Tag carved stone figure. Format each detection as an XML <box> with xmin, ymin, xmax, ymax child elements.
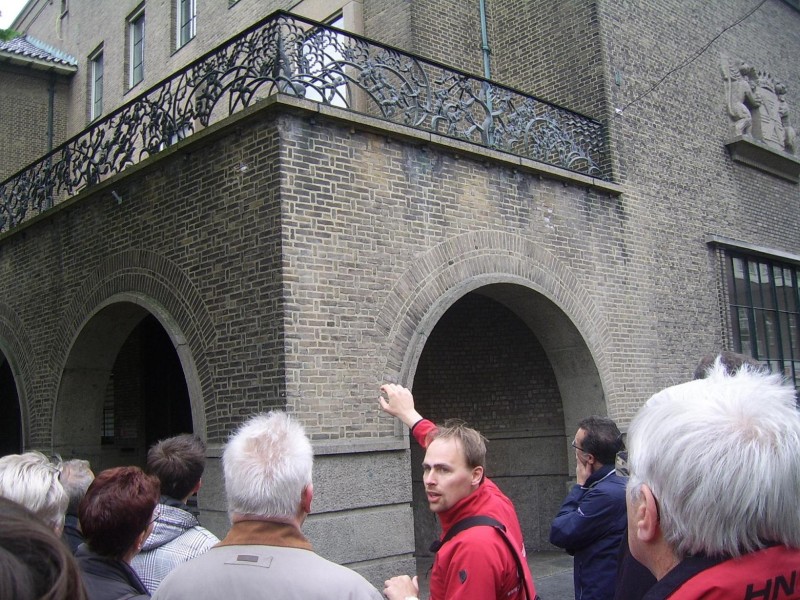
<box><xmin>755</xmin><ymin>71</ymin><xmax>785</xmax><ymax>151</ymax></box>
<box><xmin>722</xmin><ymin>59</ymin><xmax>761</xmax><ymax>137</ymax></box>
<box><xmin>776</xmin><ymin>82</ymin><xmax>797</xmax><ymax>154</ymax></box>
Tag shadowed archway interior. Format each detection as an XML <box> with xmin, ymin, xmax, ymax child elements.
<box><xmin>0</xmin><ymin>356</ymin><xmax>22</xmax><ymax>456</ymax></box>
<box><xmin>54</xmin><ymin>303</ymin><xmax>192</xmax><ymax>471</ymax></box>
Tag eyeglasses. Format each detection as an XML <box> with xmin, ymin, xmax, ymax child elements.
<box><xmin>571</xmin><ymin>439</ymin><xmax>587</xmax><ymax>453</ymax></box>
<box><xmin>149</xmin><ymin>506</ymin><xmax>161</xmax><ymax>526</ymax></box>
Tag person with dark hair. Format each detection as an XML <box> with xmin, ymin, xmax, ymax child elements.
<box><xmin>0</xmin><ymin>496</ymin><xmax>88</xmax><ymax>600</ymax></box>
<box><xmin>60</xmin><ymin>458</ymin><xmax>95</xmax><ymax>554</ymax></box>
<box><xmin>692</xmin><ymin>350</ymin><xmax>764</xmax><ymax>380</ymax></box>
<box><xmin>131</xmin><ymin>435</ymin><xmax>218</xmax><ymax>593</ymax></box>
<box><xmin>549</xmin><ymin>416</ymin><xmax>627</xmax><ymax>600</ymax></box>
<box><xmin>380</xmin><ymin>384</ymin><xmax>536</xmax><ymax>600</ymax></box>
<box><xmin>76</xmin><ymin>466</ymin><xmax>161</xmax><ymax>600</ymax></box>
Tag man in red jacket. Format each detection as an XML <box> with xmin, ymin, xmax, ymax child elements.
<box><xmin>380</xmin><ymin>384</ymin><xmax>537</xmax><ymax>600</ymax></box>
<box><xmin>626</xmin><ymin>358</ymin><xmax>800</xmax><ymax>599</ymax></box>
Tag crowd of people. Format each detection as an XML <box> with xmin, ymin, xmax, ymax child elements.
<box><xmin>0</xmin><ymin>351</ymin><xmax>798</xmax><ymax>600</ymax></box>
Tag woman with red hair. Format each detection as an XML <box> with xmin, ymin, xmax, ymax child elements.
<box><xmin>76</xmin><ymin>466</ymin><xmax>160</xmax><ymax>600</ymax></box>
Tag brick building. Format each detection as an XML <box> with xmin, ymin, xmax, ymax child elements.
<box><xmin>1</xmin><ymin>0</ymin><xmax>798</xmax><ymax>585</ymax></box>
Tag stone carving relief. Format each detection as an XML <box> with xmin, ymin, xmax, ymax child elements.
<box><xmin>722</xmin><ymin>55</ymin><xmax>796</xmax><ymax>155</ymax></box>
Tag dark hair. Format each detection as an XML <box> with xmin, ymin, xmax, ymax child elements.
<box><xmin>0</xmin><ymin>497</ymin><xmax>87</xmax><ymax>600</ymax></box>
<box><xmin>425</xmin><ymin>419</ymin><xmax>487</xmax><ymax>470</ymax></box>
<box><xmin>693</xmin><ymin>351</ymin><xmax>765</xmax><ymax>380</ymax></box>
<box><xmin>147</xmin><ymin>434</ymin><xmax>206</xmax><ymax>500</ymax></box>
<box><xmin>577</xmin><ymin>416</ymin><xmax>623</xmax><ymax>465</ymax></box>
<box><xmin>79</xmin><ymin>466</ymin><xmax>160</xmax><ymax>560</ymax></box>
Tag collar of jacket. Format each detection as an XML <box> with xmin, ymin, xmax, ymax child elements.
<box><xmin>217</xmin><ymin>519</ymin><xmax>313</xmax><ymax>551</ymax></box>
<box><xmin>582</xmin><ymin>464</ymin><xmax>617</xmax><ymax>490</ymax></box>
<box><xmin>437</xmin><ymin>477</ymin><xmax>496</xmax><ymax>534</ymax></box>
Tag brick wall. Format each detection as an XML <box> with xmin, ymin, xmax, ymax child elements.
<box><xmin>413</xmin><ymin>293</ymin><xmax>562</xmax><ymax>433</ymax></box>
<box><xmin>0</xmin><ymin>66</ymin><xmax>71</xmax><ymax>180</ymax></box>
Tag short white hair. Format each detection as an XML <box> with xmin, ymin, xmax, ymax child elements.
<box><xmin>627</xmin><ymin>360</ymin><xmax>800</xmax><ymax>558</ymax></box>
<box><xmin>60</xmin><ymin>459</ymin><xmax>94</xmax><ymax>514</ymax></box>
<box><xmin>0</xmin><ymin>451</ymin><xmax>68</xmax><ymax>531</ymax></box>
<box><xmin>222</xmin><ymin>412</ymin><xmax>313</xmax><ymax>519</ymax></box>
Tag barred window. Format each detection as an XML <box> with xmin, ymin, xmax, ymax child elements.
<box><xmin>726</xmin><ymin>252</ymin><xmax>800</xmax><ymax>388</ymax></box>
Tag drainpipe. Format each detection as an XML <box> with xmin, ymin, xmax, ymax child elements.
<box><xmin>46</xmin><ymin>72</ymin><xmax>56</xmax><ymax>208</ymax></box>
<box><xmin>47</xmin><ymin>72</ymin><xmax>55</xmax><ymax>152</ymax></box>
<box><xmin>479</xmin><ymin>0</ymin><xmax>493</xmax><ymax>142</ymax></box>
<box><xmin>479</xmin><ymin>0</ymin><xmax>491</xmax><ymax>81</ymax></box>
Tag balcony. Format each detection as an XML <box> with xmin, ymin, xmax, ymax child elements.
<box><xmin>0</xmin><ymin>10</ymin><xmax>611</xmax><ymax>235</ymax></box>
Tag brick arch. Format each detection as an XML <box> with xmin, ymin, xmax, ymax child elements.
<box><xmin>50</xmin><ymin>250</ymin><xmax>216</xmax><ymax>442</ymax></box>
<box><xmin>0</xmin><ymin>302</ymin><xmax>35</xmax><ymax>448</ymax></box>
<box><xmin>377</xmin><ymin>229</ymin><xmax>612</xmax><ymax>428</ymax></box>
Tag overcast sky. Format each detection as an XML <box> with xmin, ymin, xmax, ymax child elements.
<box><xmin>1</xmin><ymin>0</ymin><xmax>28</xmax><ymax>29</ymax></box>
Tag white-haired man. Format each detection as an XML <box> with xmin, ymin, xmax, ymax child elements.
<box><xmin>0</xmin><ymin>451</ymin><xmax>68</xmax><ymax>533</ymax></box>
<box><xmin>59</xmin><ymin>458</ymin><xmax>95</xmax><ymax>553</ymax></box>
<box><xmin>152</xmin><ymin>412</ymin><xmax>382</xmax><ymax>600</ymax></box>
<box><xmin>626</xmin><ymin>360</ymin><xmax>800</xmax><ymax>599</ymax></box>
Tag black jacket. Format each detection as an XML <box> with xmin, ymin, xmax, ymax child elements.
<box><xmin>76</xmin><ymin>544</ymin><xmax>150</xmax><ymax>600</ymax></box>
<box><xmin>62</xmin><ymin>513</ymin><xmax>85</xmax><ymax>554</ymax></box>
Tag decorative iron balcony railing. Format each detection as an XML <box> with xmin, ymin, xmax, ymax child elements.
<box><xmin>0</xmin><ymin>10</ymin><xmax>610</xmax><ymax>234</ymax></box>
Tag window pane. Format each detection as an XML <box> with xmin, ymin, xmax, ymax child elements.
<box><xmin>179</xmin><ymin>0</ymin><xmax>196</xmax><ymax>47</ymax></box>
<box><xmin>731</xmin><ymin>257</ymin><xmax>748</xmax><ymax>306</ymax></box>
<box><xmin>131</xmin><ymin>14</ymin><xmax>145</xmax><ymax>86</ymax></box>
<box><xmin>748</xmin><ymin>262</ymin><xmax>764</xmax><ymax>308</ymax></box>
<box><xmin>736</xmin><ymin>307</ymin><xmax>751</xmax><ymax>355</ymax></box>
<box><xmin>302</xmin><ymin>15</ymin><xmax>349</xmax><ymax>108</ymax></box>
<box><xmin>726</xmin><ymin>252</ymin><xmax>800</xmax><ymax>391</ymax></box>
<box><xmin>91</xmin><ymin>52</ymin><xmax>103</xmax><ymax>119</ymax></box>
<box><xmin>782</xmin><ymin>313</ymin><xmax>796</xmax><ymax>363</ymax></box>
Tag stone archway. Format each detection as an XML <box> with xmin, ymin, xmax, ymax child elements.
<box><xmin>406</xmin><ymin>284</ymin><xmax>605</xmax><ymax>556</ymax></box>
<box><xmin>53</xmin><ymin>300</ymin><xmax>197</xmax><ymax>470</ymax></box>
<box><xmin>376</xmin><ymin>231</ymin><xmax>611</xmax><ymax>559</ymax></box>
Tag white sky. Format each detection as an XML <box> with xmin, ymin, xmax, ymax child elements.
<box><xmin>0</xmin><ymin>0</ymin><xmax>28</xmax><ymax>29</ymax></box>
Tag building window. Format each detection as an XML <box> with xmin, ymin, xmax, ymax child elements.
<box><xmin>102</xmin><ymin>377</ymin><xmax>115</xmax><ymax>445</ymax></box>
<box><xmin>177</xmin><ymin>0</ymin><xmax>196</xmax><ymax>49</ymax></box>
<box><xmin>302</xmin><ymin>14</ymin><xmax>348</xmax><ymax>108</ymax></box>
<box><xmin>726</xmin><ymin>251</ymin><xmax>800</xmax><ymax>388</ymax></box>
<box><xmin>89</xmin><ymin>48</ymin><xmax>104</xmax><ymax>120</ymax></box>
<box><xmin>128</xmin><ymin>8</ymin><xmax>145</xmax><ymax>88</ymax></box>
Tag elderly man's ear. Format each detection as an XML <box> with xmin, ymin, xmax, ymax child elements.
<box><xmin>632</xmin><ymin>484</ymin><xmax>659</xmax><ymax>543</ymax></box>
<box><xmin>301</xmin><ymin>484</ymin><xmax>313</xmax><ymax>515</ymax></box>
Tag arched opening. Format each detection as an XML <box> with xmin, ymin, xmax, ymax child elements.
<box><xmin>408</xmin><ymin>284</ymin><xmax>605</xmax><ymax>556</ymax></box>
<box><xmin>0</xmin><ymin>354</ymin><xmax>22</xmax><ymax>456</ymax></box>
<box><xmin>54</xmin><ymin>302</ymin><xmax>194</xmax><ymax>471</ymax></box>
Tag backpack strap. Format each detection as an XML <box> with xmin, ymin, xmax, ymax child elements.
<box><xmin>429</xmin><ymin>516</ymin><xmax>503</xmax><ymax>552</ymax></box>
<box><xmin>429</xmin><ymin>516</ymin><xmax>539</xmax><ymax>600</ymax></box>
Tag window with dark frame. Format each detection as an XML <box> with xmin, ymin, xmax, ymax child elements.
<box><xmin>101</xmin><ymin>377</ymin><xmax>115</xmax><ymax>445</ymax></box>
<box><xmin>129</xmin><ymin>9</ymin><xmax>145</xmax><ymax>88</ymax></box>
<box><xmin>302</xmin><ymin>14</ymin><xmax>348</xmax><ymax>108</ymax></box>
<box><xmin>89</xmin><ymin>48</ymin><xmax>104</xmax><ymax>120</ymax></box>
<box><xmin>726</xmin><ymin>251</ymin><xmax>800</xmax><ymax>389</ymax></box>
<box><xmin>177</xmin><ymin>0</ymin><xmax>196</xmax><ymax>49</ymax></box>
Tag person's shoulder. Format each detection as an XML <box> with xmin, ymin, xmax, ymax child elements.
<box><xmin>185</xmin><ymin>525</ymin><xmax>220</xmax><ymax>543</ymax></box>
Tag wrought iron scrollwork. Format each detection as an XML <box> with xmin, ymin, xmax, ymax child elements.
<box><xmin>0</xmin><ymin>11</ymin><xmax>609</xmax><ymax>234</ymax></box>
